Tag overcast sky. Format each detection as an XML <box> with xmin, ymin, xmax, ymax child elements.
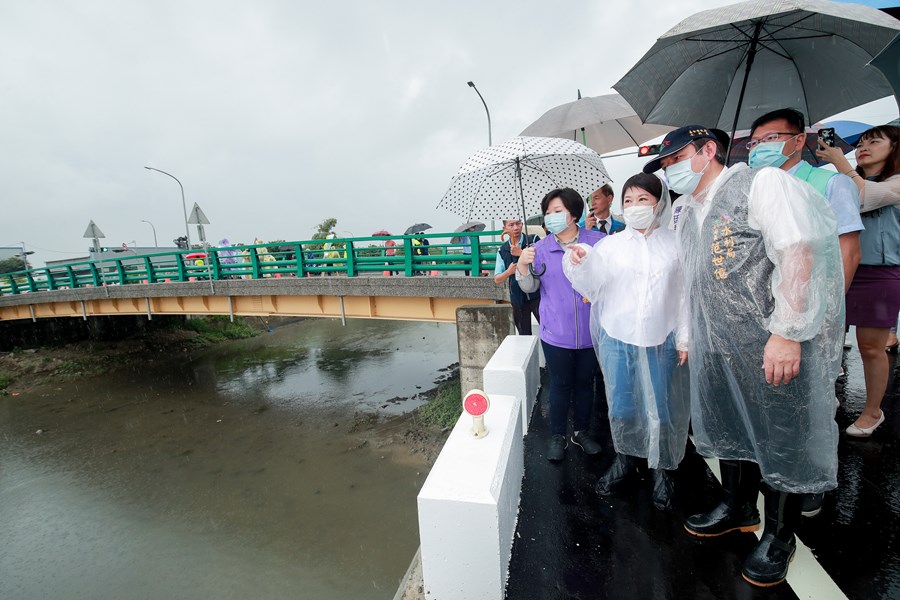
<box><xmin>2</xmin><ymin>0</ymin><xmax>898</xmax><ymax>266</ymax></box>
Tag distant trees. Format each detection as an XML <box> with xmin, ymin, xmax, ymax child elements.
<box><xmin>308</xmin><ymin>218</ymin><xmax>341</xmax><ymax>252</ymax></box>
<box><xmin>311</xmin><ymin>218</ymin><xmax>338</xmax><ymax>241</ymax></box>
<box><xmin>0</xmin><ymin>257</ymin><xmax>28</xmax><ymax>275</ymax></box>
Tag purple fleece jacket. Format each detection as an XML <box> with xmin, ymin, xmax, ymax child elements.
<box><xmin>531</xmin><ymin>227</ymin><xmax>605</xmax><ymax>349</ymax></box>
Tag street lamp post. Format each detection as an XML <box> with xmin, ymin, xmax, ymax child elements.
<box><xmin>141</xmin><ymin>220</ymin><xmax>158</xmax><ymax>247</ymax></box>
<box><xmin>144</xmin><ymin>166</ymin><xmax>191</xmax><ymax>248</ymax></box>
<box><xmin>467</xmin><ymin>81</ymin><xmax>495</xmax><ymax>237</ymax></box>
<box><xmin>467</xmin><ymin>81</ymin><xmax>492</xmax><ymax>146</ymax></box>
<box><xmin>19</xmin><ymin>242</ymin><xmax>34</xmax><ymax>271</ymax></box>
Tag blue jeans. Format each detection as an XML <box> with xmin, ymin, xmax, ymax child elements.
<box><xmin>598</xmin><ymin>329</ymin><xmax>677</xmax><ymax>424</ymax></box>
<box><xmin>542</xmin><ymin>341</ymin><xmax>597</xmax><ymax>436</ymax></box>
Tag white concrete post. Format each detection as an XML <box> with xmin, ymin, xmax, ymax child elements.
<box><xmin>417</xmin><ymin>393</ymin><xmax>523</xmax><ymax>600</ymax></box>
<box><xmin>483</xmin><ymin>335</ymin><xmax>540</xmax><ymax>436</ymax></box>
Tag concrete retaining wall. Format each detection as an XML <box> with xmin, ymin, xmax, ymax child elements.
<box><xmin>455</xmin><ymin>305</ymin><xmax>514</xmax><ymax>395</ymax></box>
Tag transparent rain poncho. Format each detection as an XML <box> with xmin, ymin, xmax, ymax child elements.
<box><xmin>678</xmin><ymin>163</ymin><xmax>843</xmax><ymax>494</ymax></box>
<box><xmin>564</xmin><ymin>179</ymin><xmax>691</xmax><ymax>470</ymax></box>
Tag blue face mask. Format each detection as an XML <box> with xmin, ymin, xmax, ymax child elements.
<box><xmin>748</xmin><ymin>141</ymin><xmax>789</xmax><ymax>169</ymax></box>
<box><xmin>665</xmin><ymin>151</ymin><xmax>709</xmax><ymax>196</ymax></box>
<box><xmin>544</xmin><ymin>212</ymin><xmax>570</xmax><ymax>235</ymax></box>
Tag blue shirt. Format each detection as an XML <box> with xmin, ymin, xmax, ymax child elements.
<box><xmin>494</xmin><ymin>234</ymin><xmax>526</xmax><ymax>275</ymax></box>
<box><xmin>788</xmin><ymin>162</ymin><xmax>863</xmax><ymax>236</ymax></box>
<box><xmin>859</xmin><ymin>176</ymin><xmax>900</xmax><ymax>266</ymax></box>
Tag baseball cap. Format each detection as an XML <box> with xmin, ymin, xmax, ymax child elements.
<box><xmin>643</xmin><ymin>125</ymin><xmax>720</xmax><ymax>174</ymax></box>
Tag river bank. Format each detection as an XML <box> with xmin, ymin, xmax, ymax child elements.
<box><xmin>0</xmin><ymin>316</ymin><xmax>457</xmax><ymax>465</ymax></box>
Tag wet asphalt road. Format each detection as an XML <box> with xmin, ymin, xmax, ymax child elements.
<box><xmin>506</xmin><ymin>336</ymin><xmax>900</xmax><ymax>600</ymax></box>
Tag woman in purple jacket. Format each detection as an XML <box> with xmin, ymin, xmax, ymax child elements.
<box><xmin>517</xmin><ymin>188</ymin><xmax>605</xmax><ymax>461</ymax></box>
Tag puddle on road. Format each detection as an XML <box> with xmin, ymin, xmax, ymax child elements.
<box><xmin>0</xmin><ymin>318</ymin><xmax>457</xmax><ymax>600</ymax></box>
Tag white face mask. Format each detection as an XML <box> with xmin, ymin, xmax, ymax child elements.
<box><xmin>623</xmin><ymin>205</ymin><xmax>656</xmax><ymax>229</ymax></box>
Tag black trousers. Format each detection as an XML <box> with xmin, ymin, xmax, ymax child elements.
<box><xmin>512</xmin><ymin>297</ymin><xmax>540</xmax><ymax>335</ymax></box>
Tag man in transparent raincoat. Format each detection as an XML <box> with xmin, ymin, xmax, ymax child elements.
<box><xmin>644</xmin><ymin>125</ymin><xmax>843</xmax><ymax>588</ymax></box>
<box><xmin>563</xmin><ymin>173</ymin><xmax>690</xmax><ymax>511</ymax></box>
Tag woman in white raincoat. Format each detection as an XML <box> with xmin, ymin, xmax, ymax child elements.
<box><xmin>564</xmin><ymin>173</ymin><xmax>690</xmax><ymax>510</ymax></box>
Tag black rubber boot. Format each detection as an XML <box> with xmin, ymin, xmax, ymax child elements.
<box><xmin>651</xmin><ymin>469</ymin><xmax>675</xmax><ymax>511</ymax></box>
<box><xmin>741</xmin><ymin>485</ymin><xmax>800</xmax><ymax>587</ymax></box>
<box><xmin>685</xmin><ymin>459</ymin><xmax>761</xmax><ymax>537</ymax></box>
<box><xmin>595</xmin><ymin>453</ymin><xmax>634</xmax><ymax>497</ymax></box>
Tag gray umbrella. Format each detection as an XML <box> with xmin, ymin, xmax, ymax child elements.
<box><xmin>437</xmin><ymin>136</ymin><xmax>611</xmax><ymax>223</ymax></box>
<box><xmin>520</xmin><ymin>93</ymin><xmax>673</xmax><ymax>154</ymax></box>
<box><xmin>404</xmin><ymin>223</ymin><xmax>432</xmax><ymax>235</ymax></box>
<box><xmin>450</xmin><ymin>221</ymin><xmax>486</xmax><ymax>244</ymax></box>
<box><xmin>613</xmin><ymin>0</ymin><xmax>900</xmax><ymax>150</ymax></box>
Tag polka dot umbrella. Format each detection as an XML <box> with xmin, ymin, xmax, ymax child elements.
<box><xmin>437</xmin><ymin>136</ymin><xmax>612</xmax><ymax>223</ymax></box>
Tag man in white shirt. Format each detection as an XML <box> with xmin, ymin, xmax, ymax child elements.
<box><xmin>644</xmin><ymin>125</ymin><xmax>843</xmax><ymax>587</ymax></box>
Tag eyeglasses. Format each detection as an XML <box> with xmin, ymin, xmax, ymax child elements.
<box><xmin>745</xmin><ymin>132</ymin><xmax>802</xmax><ymax>150</ymax></box>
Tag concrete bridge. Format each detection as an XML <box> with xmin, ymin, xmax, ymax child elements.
<box><xmin>0</xmin><ymin>277</ymin><xmax>507</xmax><ymax>324</ymax></box>
<box><xmin>0</xmin><ymin>276</ymin><xmax>516</xmax><ymax>403</ymax></box>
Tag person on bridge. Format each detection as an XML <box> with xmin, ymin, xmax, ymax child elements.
<box><xmin>645</xmin><ymin>125</ymin><xmax>843</xmax><ymax>587</ymax></box>
<box><xmin>516</xmin><ymin>188</ymin><xmax>604</xmax><ymax>462</ymax></box>
<box><xmin>383</xmin><ymin>239</ymin><xmax>397</xmax><ymax>276</ymax></box>
<box><xmin>494</xmin><ymin>218</ymin><xmax>541</xmax><ymax>335</ymax></box>
<box><xmin>411</xmin><ymin>237</ymin><xmax>429</xmax><ymax>276</ymax></box>
<box><xmin>564</xmin><ymin>173</ymin><xmax>689</xmax><ymax>511</ymax></box>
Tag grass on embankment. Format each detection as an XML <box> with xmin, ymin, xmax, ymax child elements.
<box><xmin>182</xmin><ymin>315</ymin><xmax>259</xmax><ymax>344</ymax></box>
<box><xmin>415</xmin><ymin>374</ymin><xmax>462</xmax><ymax>430</ymax></box>
<box><xmin>0</xmin><ymin>372</ymin><xmax>12</xmax><ymax>393</ymax></box>
<box><xmin>0</xmin><ymin>316</ymin><xmax>261</xmax><ymax>394</ymax></box>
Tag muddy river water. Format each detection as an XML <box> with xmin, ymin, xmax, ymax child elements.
<box><xmin>0</xmin><ymin>318</ymin><xmax>458</xmax><ymax>600</ymax></box>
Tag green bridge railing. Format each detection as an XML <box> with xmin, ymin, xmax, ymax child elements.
<box><xmin>0</xmin><ymin>232</ymin><xmax>504</xmax><ymax>296</ymax></box>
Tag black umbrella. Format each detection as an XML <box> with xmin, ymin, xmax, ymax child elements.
<box><xmin>614</xmin><ymin>0</ymin><xmax>900</xmax><ymax>156</ymax></box>
<box><xmin>870</xmin><ymin>32</ymin><xmax>900</xmax><ymax>110</ymax></box>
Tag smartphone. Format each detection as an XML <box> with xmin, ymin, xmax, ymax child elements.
<box><xmin>819</xmin><ymin>128</ymin><xmax>835</xmax><ymax>147</ymax></box>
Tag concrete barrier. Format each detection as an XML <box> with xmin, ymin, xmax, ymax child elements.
<box><xmin>416</xmin><ymin>333</ymin><xmax>539</xmax><ymax>600</ymax></box>
<box><xmin>417</xmin><ymin>393</ymin><xmax>523</xmax><ymax>600</ymax></box>
<box><xmin>455</xmin><ymin>305</ymin><xmax>514</xmax><ymax>396</ymax></box>
<box><xmin>483</xmin><ymin>335</ymin><xmax>539</xmax><ymax>436</ymax></box>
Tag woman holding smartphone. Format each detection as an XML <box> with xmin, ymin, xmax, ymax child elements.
<box><xmin>817</xmin><ymin>124</ymin><xmax>900</xmax><ymax>437</ymax></box>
